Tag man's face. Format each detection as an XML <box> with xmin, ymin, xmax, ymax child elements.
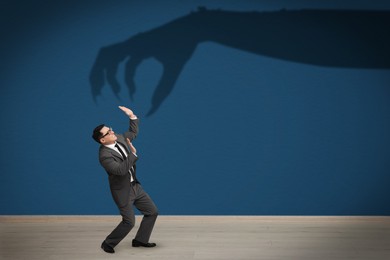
<box><xmin>100</xmin><ymin>126</ymin><xmax>117</xmax><ymax>144</ymax></box>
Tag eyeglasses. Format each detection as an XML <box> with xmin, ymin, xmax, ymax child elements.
<box><xmin>101</xmin><ymin>127</ymin><xmax>113</xmax><ymax>138</ymax></box>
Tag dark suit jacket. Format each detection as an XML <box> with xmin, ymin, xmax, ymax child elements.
<box><xmin>99</xmin><ymin>118</ymin><xmax>139</xmax><ymax>208</ymax></box>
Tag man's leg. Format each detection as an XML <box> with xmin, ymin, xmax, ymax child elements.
<box><xmin>132</xmin><ymin>183</ymin><xmax>158</xmax><ymax>243</ymax></box>
<box><xmin>104</xmin><ymin>202</ymin><xmax>136</xmax><ymax>248</ymax></box>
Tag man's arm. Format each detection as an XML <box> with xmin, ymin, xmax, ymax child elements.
<box><xmin>119</xmin><ymin>106</ymin><xmax>139</xmax><ymax>142</ymax></box>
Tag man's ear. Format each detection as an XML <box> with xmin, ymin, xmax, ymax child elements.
<box><xmin>100</xmin><ymin>138</ymin><xmax>105</xmax><ymax>144</ymax></box>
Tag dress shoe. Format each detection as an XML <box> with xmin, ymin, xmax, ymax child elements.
<box><xmin>101</xmin><ymin>241</ymin><xmax>115</xmax><ymax>253</ymax></box>
<box><xmin>132</xmin><ymin>239</ymin><xmax>156</xmax><ymax>247</ymax></box>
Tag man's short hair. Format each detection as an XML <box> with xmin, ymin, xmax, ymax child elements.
<box><xmin>92</xmin><ymin>124</ymin><xmax>105</xmax><ymax>143</ymax></box>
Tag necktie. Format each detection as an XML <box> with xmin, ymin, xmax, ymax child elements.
<box><xmin>115</xmin><ymin>143</ymin><xmax>127</xmax><ymax>159</ymax></box>
<box><xmin>115</xmin><ymin>143</ymin><xmax>135</xmax><ymax>181</ymax></box>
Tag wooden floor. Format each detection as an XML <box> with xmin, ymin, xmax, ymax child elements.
<box><xmin>1</xmin><ymin>216</ymin><xmax>390</xmax><ymax>260</ymax></box>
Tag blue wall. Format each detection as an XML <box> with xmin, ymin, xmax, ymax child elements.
<box><xmin>1</xmin><ymin>0</ymin><xmax>389</xmax><ymax>215</ymax></box>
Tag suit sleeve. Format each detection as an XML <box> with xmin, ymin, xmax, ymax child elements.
<box><xmin>123</xmin><ymin>118</ymin><xmax>139</xmax><ymax>142</ymax></box>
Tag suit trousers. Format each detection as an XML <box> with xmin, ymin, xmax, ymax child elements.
<box><xmin>105</xmin><ymin>183</ymin><xmax>158</xmax><ymax>248</ymax></box>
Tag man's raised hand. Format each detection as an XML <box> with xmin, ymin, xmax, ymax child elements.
<box><xmin>118</xmin><ymin>106</ymin><xmax>137</xmax><ymax>119</ymax></box>
<box><xmin>126</xmin><ymin>138</ymin><xmax>137</xmax><ymax>155</ymax></box>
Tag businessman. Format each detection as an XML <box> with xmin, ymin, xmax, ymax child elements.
<box><xmin>92</xmin><ymin>106</ymin><xmax>158</xmax><ymax>254</ymax></box>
